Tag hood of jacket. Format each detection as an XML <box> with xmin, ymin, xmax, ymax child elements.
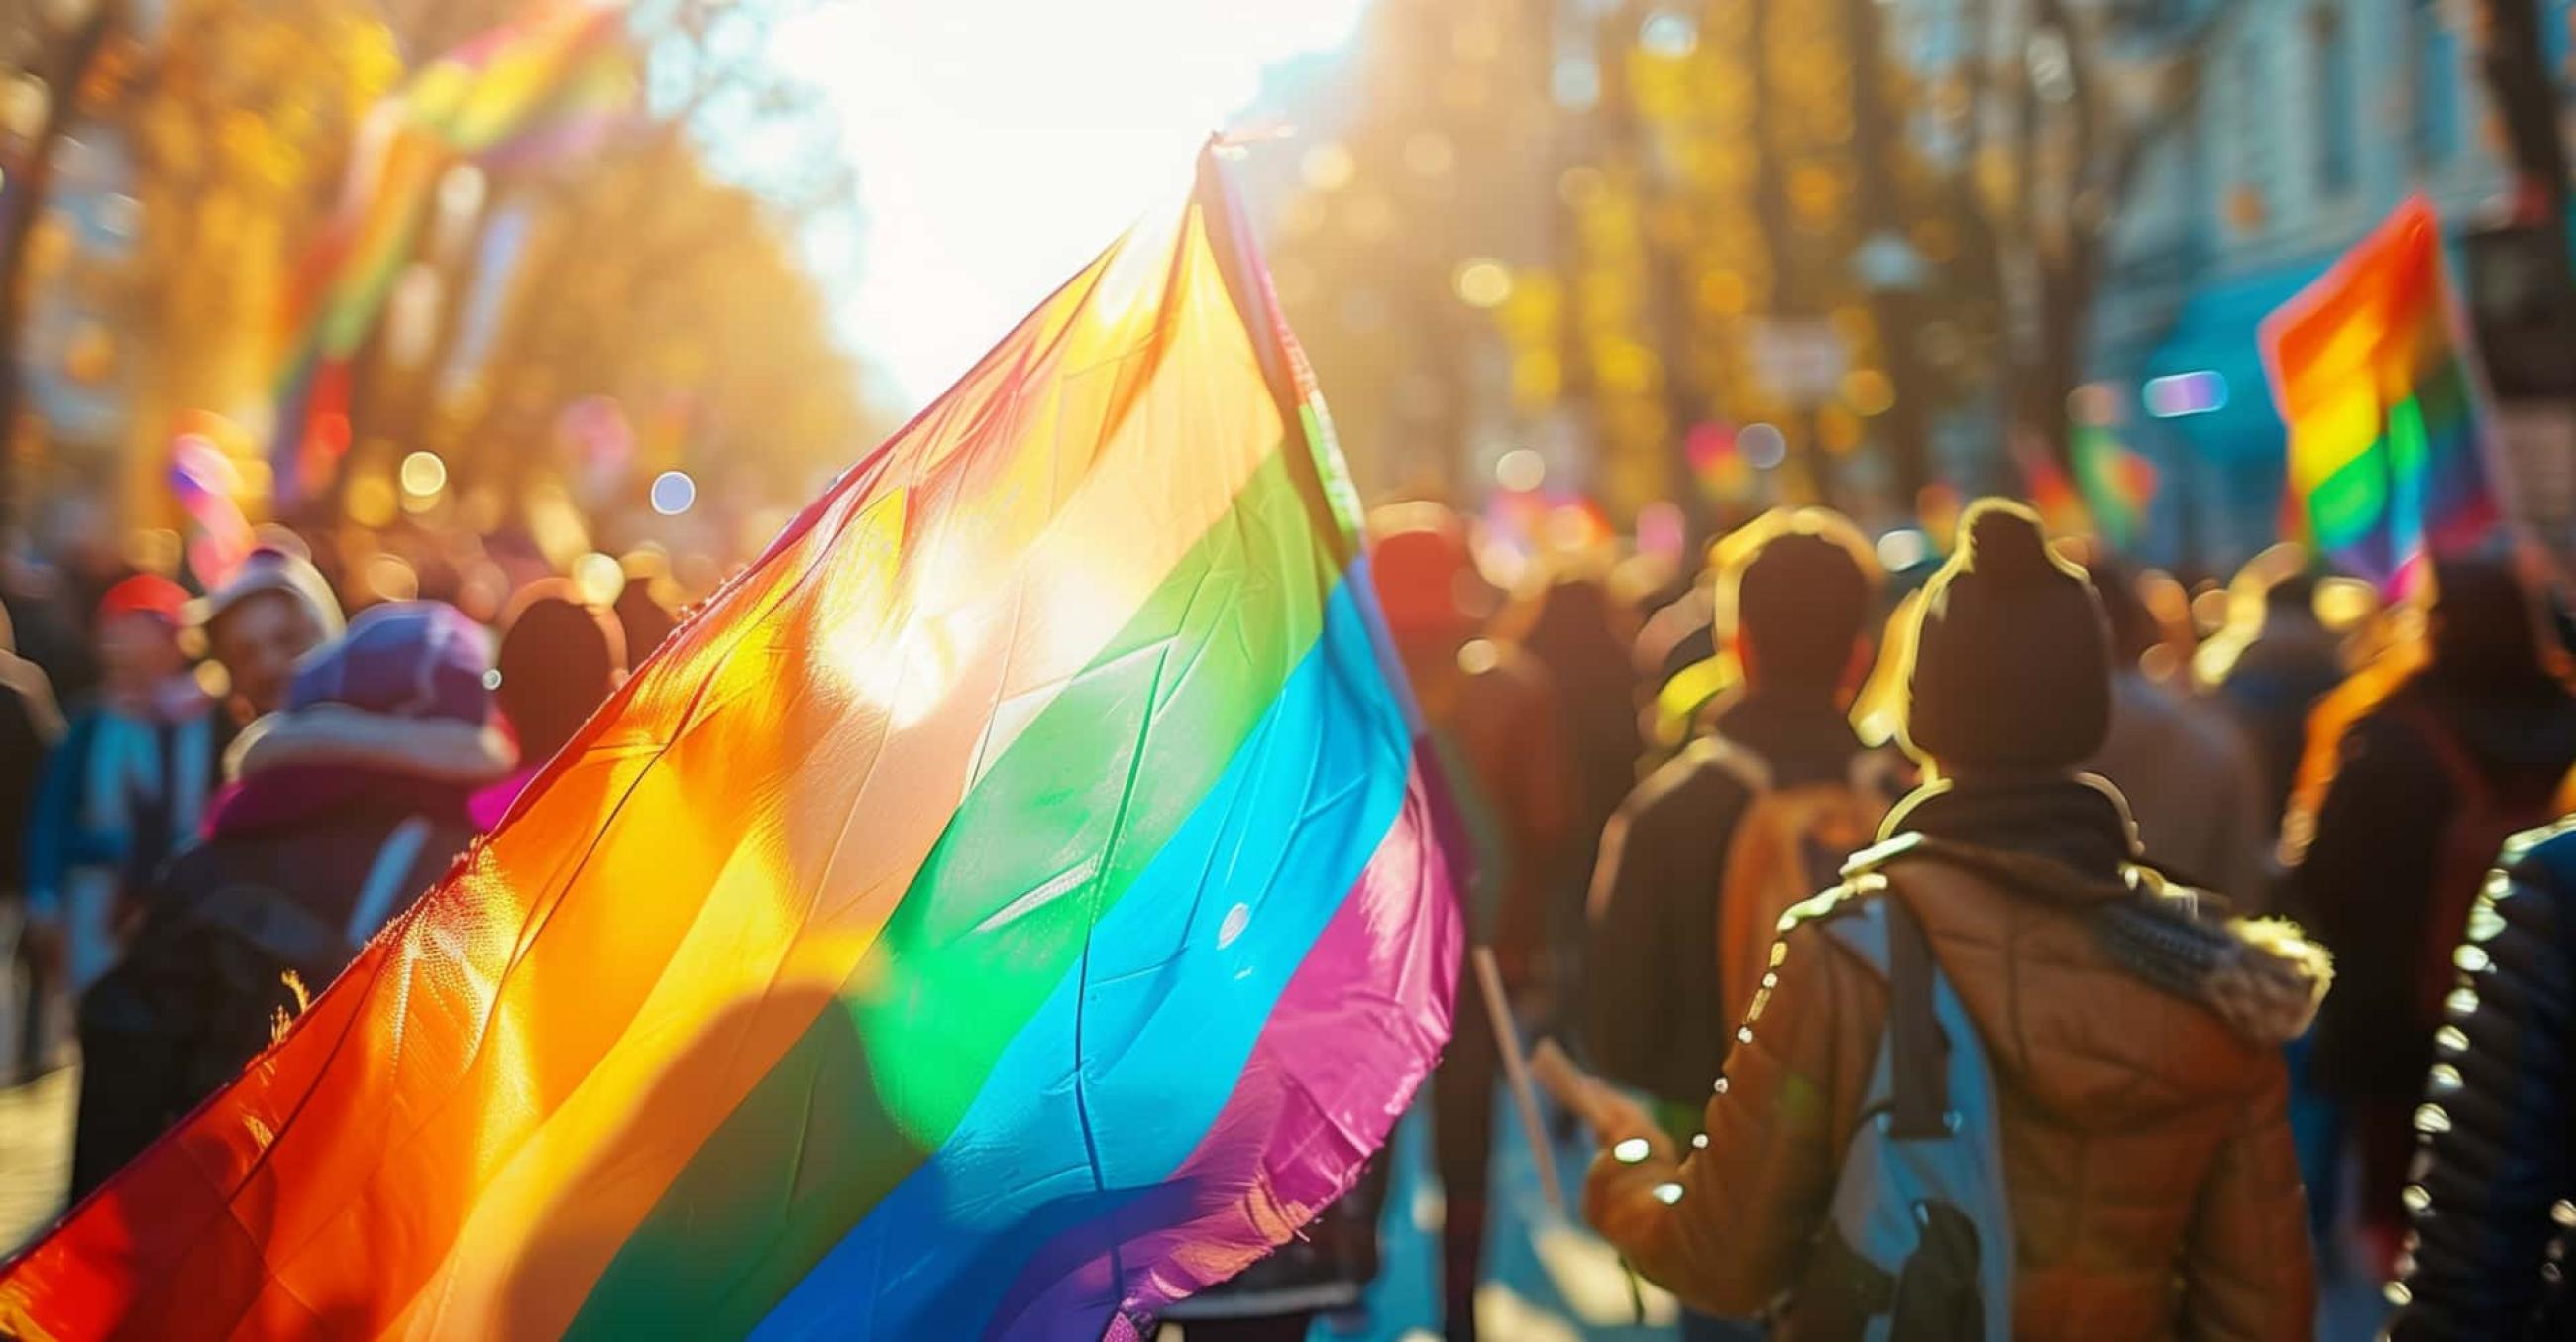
<box><xmin>227</xmin><ymin>702</ymin><xmax>513</xmax><ymax>786</ymax></box>
<box><xmin>1858</xmin><ymin>777</ymin><xmax>2330</xmax><ymax>1126</ymax></box>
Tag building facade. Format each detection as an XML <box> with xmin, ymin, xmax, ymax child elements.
<box><xmin>2088</xmin><ymin>0</ymin><xmax>2574</xmax><ymax>568</ymax></box>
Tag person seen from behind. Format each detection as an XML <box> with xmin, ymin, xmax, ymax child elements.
<box><xmin>25</xmin><ymin>576</ymin><xmax>224</xmax><ymax>996</ymax></box>
<box><xmin>1569</xmin><ymin>501</ymin><xmax>2325</xmax><ymax>1339</ymax></box>
<box><xmin>1493</xmin><ymin>568</ymin><xmax>1642</xmax><ymax>1018</ymax></box>
<box><xmin>472</xmin><ymin>580</ymin><xmax>627</xmax><ymax>830</ymax></box>
<box><xmin>2200</xmin><ymin>549</ymin><xmax>2348</xmax><ymax>829</ymax></box>
<box><xmin>70</xmin><ymin>602</ymin><xmax>514</xmax><ymax>1197</ymax></box>
<box><xmin>2280</xmin><ymin>555</ymin><xmax>2576</xmax><ymax>1276</ymax></box>
<box><xmin>194</xmin><ymin>544</ymin><xmax>344</xmax><ymax>726</ymax></box>
<box><xmin>2080</xmin><ymin>551</ymin><xmax>2272</xmax><ymax>899</ymax></box>
<box><xmin>1582</xmin><ymin>507</ymin><xmax>1889</xmax><ymax>1342</ymax></box>
<box><xmin>1367</xmin><ymin>502</ymin><xmax>1570</xmax><ymax>1342</ymax></box>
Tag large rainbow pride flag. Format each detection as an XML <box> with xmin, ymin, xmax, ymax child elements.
<box><xmin>3</xmin><ymin>151</ymin><xmax>1464</xmax><ymax>1339</ymax></box>
<box><xmin>2262</xmin><ymin>195</ymin><xmax>2499</xmax><ymax>592</ymax></box>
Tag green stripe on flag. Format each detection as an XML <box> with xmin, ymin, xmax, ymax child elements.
<box><xmin>567</xmin><ymin>444</ymin><xmax>1343</xmax><ymax>1336</ymax></box>
<box><xmin>2307</xmin><ymin>434</ymin><xmax>2391</xmax><ymax>551</ymax></box>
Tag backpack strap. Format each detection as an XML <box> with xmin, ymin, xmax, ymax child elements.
<box><xmin>1698</xmin><ymin>732</ymin><xmax>1774</xmax><ymax>797</ymax></box>
<box><xmin>1884</xmin><ymin>896</ymin><xmax>1951</xmax><ymax>1141</ymax></box>
<box><xmin>346</xmin><ymin>817</ymin><xmax>435</xmax><ymax>947</ymax></box>
<box><xmin>191</xmin><ymin>882</ymin><xmax>347</xmax><ymax>972</ymax></box>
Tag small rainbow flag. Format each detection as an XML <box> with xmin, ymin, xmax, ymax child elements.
<box><xmin>270</xmin><ymin>5</ymin><xmax>637</xmax><ymax>501</ymax></box>
<box><xmin>2071</xmin><ymin>424</ymin><xmax>2159</xmax><ymax>552</ymax></box>
<box><xmin>2014</xmin><ymin>435</ymin><xmax>2092</xmax><ymax>538</ymax></box>
<box><xmin>4</xmin><ymin>152</ymin><xmax>1463</xmax><ymax>1339</ymax></box>
<box><xmin>168</xmin><ymin>434</ymin><xmax>255</xmax><ymax>588</ymax></box>
<box><xmin>2262</xmin><ymin>195</ymin><xmax>2499</xmax><ymax>592</ymax></box>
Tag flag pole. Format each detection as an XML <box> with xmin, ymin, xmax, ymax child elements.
<box><xmin>1472</xmin><ymin>945</ymin><xmax>1563</xmax><ymax>1214</ymax></box>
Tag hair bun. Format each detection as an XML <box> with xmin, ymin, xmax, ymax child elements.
<box><xmin>1960</xmin><ymin>501</ymin><xmax>2057</xmax><ymax>589</ymax></box>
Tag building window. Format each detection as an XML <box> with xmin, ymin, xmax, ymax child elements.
<box><xmin>2312</xmin><ymin>8</ymin><xmax>2357</xmax><ymax>193</ymax></box>
<box><xmin>2412</xmin><ymin>0</ymin><xmax>2462</xmax><ymax>166</ymax></box>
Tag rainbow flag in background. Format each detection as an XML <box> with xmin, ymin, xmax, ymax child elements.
<box><xmin>2070</xmin><ymin>424</ymin><xmax>2159</xmax><ymax>552</ymax></box>
<box><xmin>5</xmin><ymin>152</ymin><xmax>1463</xmax><ymax>1339</ymax></box>
<box><xmin>2014</xmin><ymin>437</ymin><xmax>2092</xmax><ymax>538</ymax></box>
<box><xmin>270</xmin><ymin>4</ymin><xmax>637</xmax><ymax>501</ymax></box>
<box><xmin>2262</xmin><ymin>195</ymin><xmax>2499</xmax><ymax>593</ymax></box>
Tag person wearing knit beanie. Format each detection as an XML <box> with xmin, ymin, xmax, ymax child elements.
<box><xmin>1571</xmin><ymin>501</ymin><xmax>2326</xmax><ymax>1335</ymax></box>
<box><xmin>195</xmin><ymin>545</ymin><xmax>346</xmax><ymax>723</ymax></box>
<box><xmin>1903</xmin><ymin>499</ymin><xmax>2112</xmax><ymax>774</ymax></box>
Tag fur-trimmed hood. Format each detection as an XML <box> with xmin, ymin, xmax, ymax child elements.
<box><xmin>1859</xmin><ymin>834</ymin><xmax>2332</xmax><ymax>1047</ymax></box>
<box><xmin>1846</xmin><ymin>833</ymin><xmax>2333</xmax><ymax>1127</ymax></box>
<box><xmin>228</xmin><ymin>703</ymin><xmax>513</xmax><ymax>786</ymax></box>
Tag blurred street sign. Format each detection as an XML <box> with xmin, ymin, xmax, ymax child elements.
<box><xmin>1752</xmin><ymin>320</ymin><xmax>1848</xmax><ymax>406</ymax></box>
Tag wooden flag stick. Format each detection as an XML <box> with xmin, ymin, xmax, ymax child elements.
<box><xmin>1472</xmin><ymin>945</ymin><xmax>1564</xmax><ymax>1214</ymax></box>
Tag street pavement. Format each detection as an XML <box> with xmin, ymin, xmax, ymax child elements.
<box><xmin>0</xmin><ymin>1067</ymin><xmax>70</xmax><ymax>1256</ymax></box>
<box><xmin>1280</xmin><ymin>1082</ymin><xmax>1680</xmax><ymax>1342</ymax></box>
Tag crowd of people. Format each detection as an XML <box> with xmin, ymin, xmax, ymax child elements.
<box><xmin>0</xmin><ymin>523</ymin><xmax>679</xmax><ymax>1203</ymax></box>
<box><xmin>2</xmin><ymin>483</ymin><xmax>2572</xmax><ymax>1340</ymax></box>
<box><xmin>1180</xmin><ymin>494</ymin><xmax>2576</xmax><ymax>1340</ymax></box>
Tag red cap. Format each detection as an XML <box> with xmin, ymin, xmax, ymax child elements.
<box><xmin>97</xmin><ymin>574</ymin><xmax>191</xmax><ymax>626</ymax></box>
<box><xmin>1369</xmin><ymin>523</ymin><xmax>1481</xmax><ymax>643</ymax></box>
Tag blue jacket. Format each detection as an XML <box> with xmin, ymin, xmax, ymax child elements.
<box><xmin>25</xmin><ymin>704</ymin><xmax>221</xmax><ymax>916</ymax></box>
<box><xmin>2389</xmin><ymin>820</ymin><xmax>2576</xmax><ymax>1340</ymax></box>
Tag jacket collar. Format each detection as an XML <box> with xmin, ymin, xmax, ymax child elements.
<box><xmin>1851</xmin><ymin>778</ymin><xmax>2332</xmax><ymax>1048</ymax></box>
<box><xmin>1880</xmin><ymin>771</ymin><xmax>2140</xmax><ymax>885</ymax></box>
<box><xmin>1708</xmin><ymin>687</ymin><xmax>1865</xmax><ymax>788</ymax></box>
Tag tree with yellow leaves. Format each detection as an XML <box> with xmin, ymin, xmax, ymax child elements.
<box><xmin>0</xmin><ymin>0</ymin><xmax>399</xmax><ymax>533</ymax></box>
<box><xmin>326</xmin><ymin>0</ymin><xmax>873</xmax><ymax>538</ymax></box>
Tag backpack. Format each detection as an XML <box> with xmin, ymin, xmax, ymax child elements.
<box><xmin>2404</xmin><ymin>706</ymin><xmax>2559</xmax><ymax>1029</ymax></box>
<box><xmin>1708</xmin><ymin>740</ymin><xmax>1895</xmax><ymax>1028</ymax></box>
<box><xmin>1792</xmin><ymin>878</ymin><xmax>2013</xmax><ymax>1342</ymax></box>
<box><xmin>69</xmin><ymin>818</ymin><xmax>435</xmax><ymax>1197</ymax></box>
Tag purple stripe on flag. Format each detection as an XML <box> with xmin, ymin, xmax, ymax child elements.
<box><xmin>983</xmin><ymin>751</ymin><xmax>1464</xmax><ymax>1337</ymax></box>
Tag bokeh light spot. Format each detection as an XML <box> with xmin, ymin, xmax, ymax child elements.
<box><xmin>573</xmin><ymin>552</ymin><xmax>627</xmax><ymax>607</ymax></box>
<box><xmin>1453</xmin><ymin>258</ymin><xmax>1513</xmax><ymax>309</ymax></box>
<box><xmin>1494</xmin><ymin>448</ymin><xmax>1546</xmax><ymax>493</ymax></box>
<box><xmin>650</xmin><ymin>470</ymin><xmax>698</xmax><ymax>517</ymax></box>
<box><xmin>1739</xmin><ymin>422</ymin><xmax>1788</xmax><ymax>470</ymax></box>
<box><xmin>1876</xmin><ymin>528</ymin><xmax>1929</xmax><ymax>572</ymax></box>
<box><xmin>398</xmin><ymin>450</ymin><xmax>448</xmax><ymax>497</ymax></box>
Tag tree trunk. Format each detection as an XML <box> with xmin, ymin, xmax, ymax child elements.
<box><xmin>0</xmin><ymin>3</ymin><xmax>119</xmax><ymax>544</ymax></box>
<box><xmin>1844</xmin><ymin>0</ymin><xmax>1932</xmax><ymax>504</ymax></box>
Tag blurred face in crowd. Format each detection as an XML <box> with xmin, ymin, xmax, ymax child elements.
<box><xmin>97</xmin><ymin>612</ymin><xmax>185</xmax><ymax>701</ymax></box>
<box><xmin>209</xmin><ymin>591</ymin><xmax>325</xmax><ymax>719</ymax></box>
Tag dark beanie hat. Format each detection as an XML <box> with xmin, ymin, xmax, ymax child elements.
<box><xmin>1904</xmin><ymin>500</ymin><xmax>2111</xmax><ymax>771</ymax></box>
<box><xmin>497</xmin><ymin>581</ymin><xmax>627</xmax><ymax>767</ymax></box>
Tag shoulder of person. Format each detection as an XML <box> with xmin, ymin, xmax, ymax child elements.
<box><xmin>1620</xmin><ymin>734</ymin><xmax>1763</xmax><ymax>821</ymax></box>
<box><xmin>1771</xmin><ymin>840</ymin><xmax>1924</xmax><ymax>953</ymax></box>
<box><xmin>2502</xmin><ymin>820</ymin><xmax>2576</xmax><ymax>911</ymax></box>
<box><xmin>2341</xmin><ymin>696</ymin><xmax>2446</xmax><ymax>769</ymax></box>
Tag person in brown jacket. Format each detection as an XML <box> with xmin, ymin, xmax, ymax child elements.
<box><xmin>1566</xmin><ymin>501</ymin><xmax>2329</xmax><ymax>1339</ymax></box>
